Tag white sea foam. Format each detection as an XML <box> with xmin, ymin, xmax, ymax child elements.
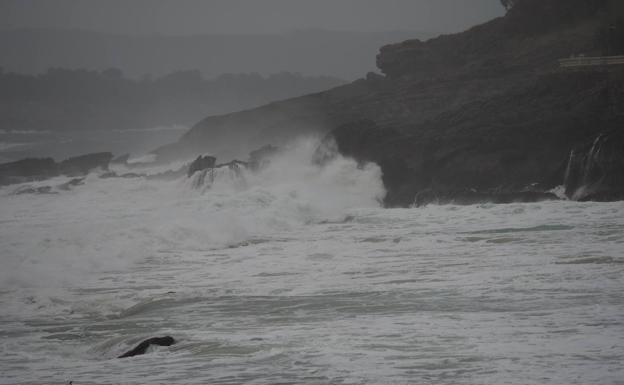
<box><xmin>0</xmin><ymin>138</ymin><xmax>384</xmax><ymax>289</ymax></box>
<box><xmin>1</xmin><ymin>139</ymin><xmax>623</xmax><ymax>385</ymax></box>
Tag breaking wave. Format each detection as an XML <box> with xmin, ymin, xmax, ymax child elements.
<box><xmin>0</xmin><ymin>138</ymin><xmax>385</xmax><ymax>288</ymax></box>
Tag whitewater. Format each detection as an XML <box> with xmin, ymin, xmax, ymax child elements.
<box><xmin>0</xmin><ymin>141</ymin><xmax>623</xmax><ymax>385</ymax></box>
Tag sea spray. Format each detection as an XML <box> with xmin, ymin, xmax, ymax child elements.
<box><xmin>0</xmin><ymin>138</ymin><xmax>385</xmax><ymax>289</ymax></box>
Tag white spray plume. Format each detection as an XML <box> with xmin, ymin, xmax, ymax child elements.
<box><xmin>0</xmin><ymin>137</ymin><xmax>385</xmax><ymax>288</ymax></box>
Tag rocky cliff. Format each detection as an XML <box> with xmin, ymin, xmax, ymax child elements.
<box><xmin>156</xmin><ymin>0</ymin><xmax>624</xmax><ymax>206</ymax></box>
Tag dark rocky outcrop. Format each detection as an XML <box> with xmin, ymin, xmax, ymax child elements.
<box><xmin>322</xmin><ymin>120</ymin><xmax>564</xmax><ymax>207</ymax></box>
<box><xmin>188</xmin><ymin>159</ymin><xmax>248</xmax><ymax>189</ymax></box>
<box><xmin>0</xmin><ymin>158</ymin><xmax>59</xmax><ymax>186</ymax></box>
<box><xmin>118</xmin><ymin>336</ymin><xmax>176</xmax><ymax>359</ymax></box>
<box><xmin>156</xmin><ymin>0</ymin><xmax>624</xmax><ymax>206</ymax></box>
<box><xmin>1</xmin><ymin>152</ymin><xmax>114</xmax><ymax>186</ymax></box>
<box><xmin>187</xmin><ymin>155</ymin><xmax>217</xmax><ymax>177</ymax></box>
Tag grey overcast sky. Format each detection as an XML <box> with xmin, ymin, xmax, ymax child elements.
<box><xmin>0</xmin><ymin>0</ymin><xmax>504</xmax><ymax>35</ymax></box>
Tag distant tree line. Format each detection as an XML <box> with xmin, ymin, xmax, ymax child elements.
<box><xmin>0</xmin><ymin>68</ymin><xmax>344</xmax><ymax>132</ymax></box>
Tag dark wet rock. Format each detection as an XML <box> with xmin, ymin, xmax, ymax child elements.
<box><xmin>187</xmin><ymin>155</ymin><xmax>216</xmax><ymax>177</ymax></box>
<box><xmin>318</xmin><ymin>120</ymin><xmax>418</xmax><ymax>207</ymax></box>
<box><xmin>578</xmin><ymin>191</ymin><xmax>624</xmax><ymax>202</ymax></box>
<box><xmin>190</xmin><ymin>159</ymin><xmax>248</xmax><ymax>189</ymax></box>
<box><xmin>59</xmin><ymin>152</ymin><xmax>113</xmax><ymax>176</ymax></box>
<box><xmin>324</xmin><ymin>119</ymin><xmax>565</xmax><ymax>207</ymax></box>
<box><xmin>564</xmin><ymin>129</ymin><xmax>624</xmax><ymax>201</ymax></box>
<box><xmin>1</xmin><ymin>152</ymin><xmax>119</xmax><ymax>187</ymax></box>
<box><xmin>118</xmin><ymin>336</ymin><xmax>176</xmax><ymax>359</ymax></box>
<box><xmin>0</xmin><ymin>158</ymin><xmax>59</xmax><ymax>186</ymax></box>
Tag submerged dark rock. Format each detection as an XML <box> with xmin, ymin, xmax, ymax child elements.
<box><xmin>118</xmin><ymin>336</ymin><xmax>176</xmax><ymax>358</ymax></box>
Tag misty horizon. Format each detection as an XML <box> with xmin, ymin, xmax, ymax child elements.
<box><xmin>1</xmin><ymin>0</ymin><xmax>504</xmax><ymax>36</ymax></box>
<box><xmin>0</xmin><ymin>28</ymin><xmax>434</xmax><ymax>80</ymax></box>
<box><xmin>0</xmin><ymin>26</ymin><xmax>439</xmax><ymax>37</ymax></box>
<box><xmin>0</xmin><ymin>0</ymin><xmax>505</xmax><ymax>80</ymax></box>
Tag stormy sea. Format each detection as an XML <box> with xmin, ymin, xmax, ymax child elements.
<box><xmin>0</xmin><ymin>140</ymin><xmax>622</xmax><ymax>385</ymax></box>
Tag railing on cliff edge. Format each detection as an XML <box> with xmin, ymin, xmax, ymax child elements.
<box><xmin>559</xmin><ymin>55</ymin><xmax>624</xmax><ymax>68</ymax></box>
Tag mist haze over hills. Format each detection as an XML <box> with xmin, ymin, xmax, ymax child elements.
<box><xmin>0</xmin><ymin>0</ymin><xmax>503</xmax><ymax>79</ymax></box>
<box><xmin>0</xmin><ymin>0</ymin><xmax>504</xmax><ymax>160</ymax></box>
<box><xmin>0</xmin><ymin>28</ymin><xmax>433</xmax><ymax>80</ymax></box>
<box><xmin>0</xmin><ymin>27</ymin><xmax>433</xmax><ymax>161</ymax></box>
<box><xmin>0</xmin><ymin>0</ymin><xmax>502</xmax><ymax>36</ymax></box>
<box><xmin>0</xmin><ymin>67</ymin><xmax>344</xmax><ymax>161</ymax></box>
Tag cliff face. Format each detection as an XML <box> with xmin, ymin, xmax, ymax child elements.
<box><xmin>158</xmin><ymin>0</ymin><xmax>624</xmax><ymax>205</ymax></box>
<box><xmin>377</xmin><ymin>0</ymin><xmax>613</xmax><ymax>80</ymax></box>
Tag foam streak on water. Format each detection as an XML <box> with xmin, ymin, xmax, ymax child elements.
<box><xmin>0</xmin><ymin>143</ymin><xmax>623</xmax><ymax>384</ymax></box>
